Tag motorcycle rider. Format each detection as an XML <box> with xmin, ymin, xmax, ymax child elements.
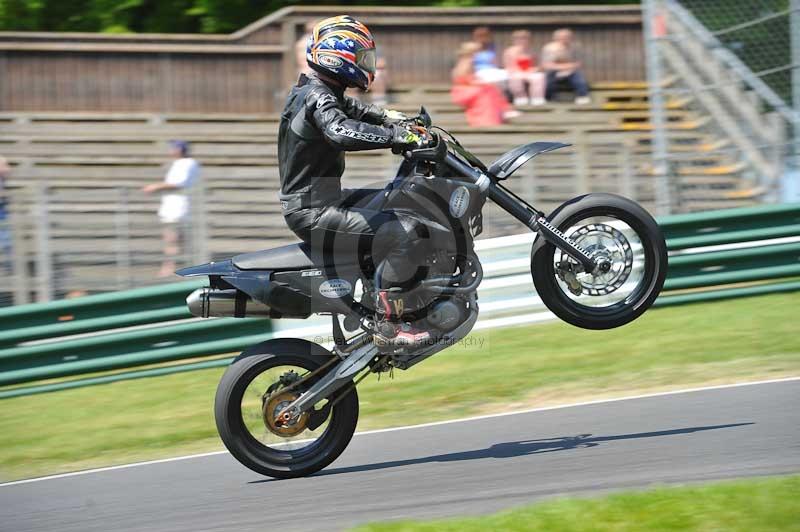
<box><xmin>278</xmin><ymin>15</ymin><xmax>431</xmax><ymax>346</ymax></box>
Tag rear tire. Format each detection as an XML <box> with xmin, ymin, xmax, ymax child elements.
<box><xmin>214</xmin><ymin>338</ymin><xmax>358</xmax><ymax>479</ymax></box>
<box><xmin>531</xmin><ymin>193</ymin><xmax>667</xmax><ymax>330</ymax></box>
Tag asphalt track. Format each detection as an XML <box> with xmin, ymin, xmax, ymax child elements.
<box><xmin>2</xmin><ymin>379</ymin><xmax>799</xmax><ymax>532</ymax></box>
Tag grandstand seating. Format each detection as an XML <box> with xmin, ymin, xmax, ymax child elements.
<box><xmin>0</xmin><ymin>82</ymin><xmax>757</xmax><ymax>299</ymax></box>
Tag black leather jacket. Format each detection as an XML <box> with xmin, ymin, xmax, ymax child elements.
<box><xmin>278</xmin><ymin>73</ymin><xmax>396</xmax><ymax>214</ymax></box>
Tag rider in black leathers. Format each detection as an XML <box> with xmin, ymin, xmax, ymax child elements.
<box><xmin>278</xmin><ymin>16</ymin><xmax>430</xmax><ymax>345</ymax></box>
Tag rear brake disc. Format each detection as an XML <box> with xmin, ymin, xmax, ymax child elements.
<box><xmin>263</xmin><ymin>391</ymin><xmax>310</xmax><ymax>437</ymax></box>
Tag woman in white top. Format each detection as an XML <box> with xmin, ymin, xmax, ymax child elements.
<box><xmin>142</xmin><ymin>140</ymin><xmax>200</xmax><ymax>277</ymax></box>
<box><xmin>503</xmin><ymin>30</ymin><xmax>546</xmax><ymax>106</ymax></box>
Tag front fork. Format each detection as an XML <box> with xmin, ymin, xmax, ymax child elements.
<box><xmin>483</xmin><ymin>179</ymin><xmax>597</xmax><ymax>272</ymax></box>
<box><xmin>442</xmin><ymin>152</ymin><xmax>597</xmax><ymax>272</ymax></box>
<box><xmin>530</xmin><ymin>215</ymin><xmax>596</xmax><ymax>272</ymax></box>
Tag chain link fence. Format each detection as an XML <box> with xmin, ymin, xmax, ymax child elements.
<box><xmin>643</xmin><ymin>0</ymin><xmax>800</xmax><ymax>215</ymax></box>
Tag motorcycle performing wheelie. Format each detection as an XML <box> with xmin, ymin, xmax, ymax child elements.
<box><xmin>177</xmin><ymin>15</ymin><xmax>667</xmax><ymax>479</ymax></box>
<box><xmin>177</xmin><ymin>106</ymin><xmax>667</xmax><ymax>478</ymax></box>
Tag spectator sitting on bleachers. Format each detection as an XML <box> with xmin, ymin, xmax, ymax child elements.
<box><xmin>503</xmin><ymin>29</ymin><xmax>546</xmax><ymax>106</ymax></box>
<box><xmin>471</xmin><ymin>26</ymin><xmax>507</xmax><ymax>85</ymax></box>
<box><xmin>451</xmin><ymin>41</ymin><xmax>518</xmax><ymax>127</ymax></box>
<box><xmin>541</xmin><ymin>28</ymin><xmax>591</xmax><ymax>105</ymax></box>
<box><xmin>141</xmin><ymin>141</ymin><xmax>200</xmax><ymax>277</ymax></box>
<box><xmin>0</xmin><ymin>156</ymin><xmax>10</xmax><ymax>272</ymax></box>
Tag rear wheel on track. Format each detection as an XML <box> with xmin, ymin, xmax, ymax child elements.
<box><xmin>214</xmin><ymin>338</ymin><xmax>359</xmax><ymax>479</ymax></box>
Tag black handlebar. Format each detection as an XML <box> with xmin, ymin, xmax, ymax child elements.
<box><xmin>402</xmin><ymin>132</ymin><xmax>447</xmax><ymax>163</ymax></box>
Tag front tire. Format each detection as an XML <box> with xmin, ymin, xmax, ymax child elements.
<box><xmin>214</xmin><ymin>338</ymin><xmax>358</xmax><ymax>479</ymax></box>
<box><xmin>531</xmin><ymin>193</ymin><xmax>667</xmax><ymax>330</ymax></box>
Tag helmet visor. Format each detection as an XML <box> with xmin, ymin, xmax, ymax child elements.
<box><xmin>356</xmin><ymin>48</ymin><xmax>377</xmax><ymax>75</ymax></box>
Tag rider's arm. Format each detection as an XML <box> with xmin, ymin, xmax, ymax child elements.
<box><xmin>343</xmin><ymin>95</ymin><xmax>408</xmax><ymax>126</ymax></box>
<box><xmin>308</xmin><ymin>88</ymin><xmax>396</xmax><ymax>151</ymax></box>
<box><xmin>342</xmin><ymin>96</ymin><xmax>386</xmax><ymax>125</ymax></box>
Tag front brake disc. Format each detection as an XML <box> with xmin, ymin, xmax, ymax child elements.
<box><xmin>557</xmin><ymin>223</ymin><xmax>633</xmax><ymax>296</ymax></box>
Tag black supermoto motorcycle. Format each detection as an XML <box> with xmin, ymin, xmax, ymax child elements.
<box><xmin>177</xmin><ymin>108</ymin><xmax>667</xmax><ymax>479</ymax></box>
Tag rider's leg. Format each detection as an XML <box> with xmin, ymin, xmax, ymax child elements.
<box><xmin>368</xmin><ymin>214</ymin><xmax>430</xmax><ymax>338</ymax></box>
<box><xmin>339</xmin><ymin>188</ymin><xmax>385</xmax><ymax>209</ymax></box>
<box><xmin>299</xmin><ymin>204</ymin><xmax>432</xmax><ymax>345</ymax></box>
<box><xmin>368</xmin><ymin>215</ymin><xmax>432</xmax><ymax>346</ymax></box>
<box><xmin>310</xmin><ymin>206</ymin><xmax>427</xmax><ymax>288</ymax></box>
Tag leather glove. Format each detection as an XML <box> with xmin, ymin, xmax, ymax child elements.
<box><xmin>382</xmin><ymin>109</ymin><xmax>408</xmax><ymax>125</ymax></box>
<box><xmin>390</xmin><ymin>124</ymin><xmax>424</xmax><ymax>154</ymax></box>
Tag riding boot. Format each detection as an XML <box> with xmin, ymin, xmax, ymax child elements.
<box><xmin>374</xmin><ymin>289</ymin><xmax>431</xmax><ymax>348</ymax></box>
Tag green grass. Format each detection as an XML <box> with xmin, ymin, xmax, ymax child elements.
<box><xmin>1</xmin><ymin>292</ymin><xmax>799</xmax><ymax>481</ymax></box>
<box><xmin>353</xmin><ymin>475</ymin><xmax>800</xmax><ymax>532</ymax></box>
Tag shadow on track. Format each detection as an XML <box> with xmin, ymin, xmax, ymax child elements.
<box><xmin>302</xmin><ymin>422</ymin><xmax>754</xmax><ymax>479</ymax></box>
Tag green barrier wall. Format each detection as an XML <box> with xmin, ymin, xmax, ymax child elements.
<box><xmin>1</xmin><ymin>202</ymin><xmax>798</xmax><ymax>398</ymax></box>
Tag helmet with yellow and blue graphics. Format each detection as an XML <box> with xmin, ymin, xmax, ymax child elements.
<box><xmin>306</xmin><ymin>15</ymin><xmax>377</xmax><ymax>91</ymax></box>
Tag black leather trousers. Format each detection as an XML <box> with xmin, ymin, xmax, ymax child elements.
<box><xmin>284</xmin><ymin>189</ymin><xmax>426</xmax><ymax>290</ymax></box>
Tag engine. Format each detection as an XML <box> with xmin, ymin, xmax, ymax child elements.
<box><xmin>425</xmin><ymin>298</ymin><xmax>466</xmax><ymax>331</ymax></box>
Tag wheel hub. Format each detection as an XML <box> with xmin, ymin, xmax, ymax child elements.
<box><xmin>263</xmin><ymin>391</ymin><xmax>309</xmax><ymax>437</ymax></box>
<box><xmin>597</xmin><ymin>258</ymin><xmax>612</xmax><ymax>273</ymax></box>
<box><xmin>556</xmin><ymin>223</ymin><xmax>634</xmax><ymax>296</ymax></box>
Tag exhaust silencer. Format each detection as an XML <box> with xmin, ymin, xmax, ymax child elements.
<box><xmin>186</xmin><ymin>288</ymin><xmax>272</xmax><ymax>318</ymax></box>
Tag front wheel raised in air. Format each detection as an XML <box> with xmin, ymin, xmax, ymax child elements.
<box><xmin>531</xmin><ymin>193</ymin><xmax>667</xmax><ymax>330</ymax></box>
<box><xmin>214</xmin><ymin>338</ymin><xmax>358</xmax><ymax>479</ymax></box>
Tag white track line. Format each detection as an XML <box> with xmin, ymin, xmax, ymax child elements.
<box><xmin>1</xmin><ymin>376</ymin><xmax>797</xmax><ymax>488</ymax></box>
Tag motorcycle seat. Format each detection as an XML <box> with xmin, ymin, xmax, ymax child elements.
<box><xmin>233</xmin><ymin>242</ymin><xmax>359</xmax><ymax>271</ymax></box>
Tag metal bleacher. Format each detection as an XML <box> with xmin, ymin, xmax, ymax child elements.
<box><xmin>0</xmin><ymin>81</ymin><xmax>755</xmax><ymax>301</ymax></box>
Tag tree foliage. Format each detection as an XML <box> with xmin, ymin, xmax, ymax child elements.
<box><xmin>0</xmin><ymin>0</ymin><xmax>637</xmax><ymax>34</ymax></box>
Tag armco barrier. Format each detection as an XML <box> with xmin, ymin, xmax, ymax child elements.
<box><xmin>0</xmin><ymin>281</ymin><xmax>203</xmax><ymax>348</ymax></box>
<box><xmin>1</xmin><ymin>202</ymin><xmax>798</xmax><ymax>398</ymax></box>
<box><xmin>658</xmin><ymin>203</ymin><xmax>800</xmax><ymax>249</ymax></box>
<box><xmin>0</xmin><ymin>317</ymin><xmax>272</xmax><ymax>386</ymax></box>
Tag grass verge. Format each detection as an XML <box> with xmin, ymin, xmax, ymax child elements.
<box><xmin>353</xmin><ymin>474</ymin><xmax>800</xmax><ymax>532</ymax></box>
<box><xmin>1</xmin><ymin>292</ymin><xmax>799</xmax><ymax>481</ymax></box>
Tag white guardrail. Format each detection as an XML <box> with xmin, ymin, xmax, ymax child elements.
<box><xmin>18</xmin><ymin>234</ymin><xmax>547</xmax><ymax>349</ymax></box>
<box><xmin>271</xmin><ymin>229</ymin><xmax>800</xmax><ymax>343</ymax></box>
<box><xmin>28</xmin><ymin>230</ymin><xmax>794</xmax><ymax>349</ymax></box>
<box><xmin>272</xmin><ymin>233</ymin><xmax>551</xmax><ymax>342</ymax></box>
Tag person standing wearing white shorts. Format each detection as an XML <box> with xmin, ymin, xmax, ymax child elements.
<box><xmin>142</xmin><ymin>140</ymin><xmax>200</xmax><ymax>277</ymax></box>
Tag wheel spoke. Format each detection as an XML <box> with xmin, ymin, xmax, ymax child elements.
<box><xmin>554</xmin><ymin>216</ymin><xmax>646</xmax><ymax>307</ymax></box>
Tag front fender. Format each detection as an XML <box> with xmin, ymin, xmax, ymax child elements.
<box><xmin>488</xmin><ymin>141</ymin><xmax>570</xmax><ymax>180</ymax></box>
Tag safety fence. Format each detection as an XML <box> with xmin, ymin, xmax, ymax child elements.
<box><xmin>642</xmin><ymin>0</ymin><xmax>799</xmax><ymax>215</ymax></box>
<box><xmin>0</xmin><ymin>202</ymin><xmax>798</xmax><ymax>399</ymax></box>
